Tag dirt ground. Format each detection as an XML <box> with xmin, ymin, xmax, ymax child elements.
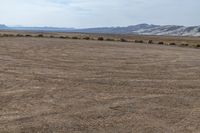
<box><xmin>0</xmin><ymin>37</ymin><xmax>200</xmax><ymax>133</ymax></box>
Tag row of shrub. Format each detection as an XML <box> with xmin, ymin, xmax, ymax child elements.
<box><xmin>0</xmin><ymin>33</ymin><xmax>127</xmax><ymax>43</ymax></box>
<box><xmin>0</xmin><ymin>33</ymin><xmax>44</xmax><ymax>38</ymax></box>
<box><xmin>153</xmin><ymin>41</ymin><xmax>200</xmax><ymax>48</ymax></box>
<box><xmin>134</xmin><ymin>39</ymin><xmax>200</xmax><ymax>48</ymax></box>
<box><xmin>0</xmin><ymin>34</ymin><xmax>15</xmax><ymax>37</ymax></box>
<box><xmin>0</xmin><ymin>33</ymin><xmax>200</xmax><ymax>48</ymax></box>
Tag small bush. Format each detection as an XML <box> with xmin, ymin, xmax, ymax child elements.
<box><xmin>2</xmin><ymin>34</ymin><xmax>15</xmax><ymax>37</ymax></box>
<box><xmin>169</xmin><ymin>42</ymin><xmax>176</xmax><ymax>45</ymax></box>
<box><xmin>72</xmin><ymin>36</ymin><xmax>78</xmax><ymax>39</ymax></box>
<box><xmin>65</xmin><ymin>36</ymin><xmax>70</xmax><ymax>39</ymax></box>
<box><xmin>83</xmin><ymin>36</ymin><xmax>90</xmax><ymax>40</ymax></box>
<box><xmin>106</xmin><ymin>38</ymin><xmax>115</xmax><ymax>41</ymax></box>
<box><xmin>49</xmin><ymin>35</ymin><xmax>55</xmax><ymax>38</ymax></box>
<box><xmin>59</xmin><ymin>36</ymin><xmax>66</xmax><ymax>39</ymax></box>
<box><xmin>158</xmin><ymin>42</ymin><xmax>164</xmax><ymax>45</ymax></box>
<box><xmin>2</xmin><ymin>34</ymin><xmax>7</xmax><ymax>37</ymax></box>
<box><xmin>135</xmin><ymin>40</ymin><xmax>143</xmax><ymax>43</ymax></box>
<box><xmin>120</xmin><ymin>38</ymin><xmax>127</xmax><ymax>42</ymax></box>
<box><xmin>9</xmin><ymin>34</ymin><xmax>15</xmax><ymax>37</ymax></box>
<box><xmin>16</xmin><ymin>34</ymin><xmax>24</xmax><ymax>37</ymax></box>
<box><xmin>25</xmin><ymin>34</ymin><xmax>32</xmax><ymax>37</ymax></box>
<box><xmin>37</xmin><ymin>34</ymin><xmax>44</xmax><ymax>37</ymax></box>
<box><xmin>195</xmin><ymin>44</ymin><xmax>200</xmax><ymax>48</ymax></box>
<box><xmin>59</xmin><ymin>36</ymin><xmax>70</xmax><ymax>39</ymax></box>
<box><xmin>98</xmin><ymin>37</ymin><xmax>104</xmax><ymax>41</ymax></box>
<box><xmin>181</xmin><ymin>43</ymin><xmax>189</xmax><ymax>47</ymax></box>
<box><xmin>148</xmin><ymin>40</ymin><xmax>153</xmax><ymax>44</ymax></box>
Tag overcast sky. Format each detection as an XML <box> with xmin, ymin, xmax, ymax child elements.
<box><xmin>0</xmin><ymin>0</ymin><xmax>199</xmax><ymax>28</ymax></box>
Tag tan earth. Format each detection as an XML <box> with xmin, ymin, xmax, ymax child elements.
<box><xmin>0</xmin><ymin>37</ymin><xmax>200</xmax><ymax>133</ymax></box>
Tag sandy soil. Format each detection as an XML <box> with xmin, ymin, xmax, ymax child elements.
<box><xmin>0</xmin><ymin>37</ymin><xmax>200</xmax><ymax>133</ymax></box>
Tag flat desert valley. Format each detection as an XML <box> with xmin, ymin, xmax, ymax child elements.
<box><xmin>0</xmin><ymin>34</ymin><xmax>200</xmax><ymax>133</ymax></box>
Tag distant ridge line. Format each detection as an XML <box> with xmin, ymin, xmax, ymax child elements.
<box><xmin>0</xmin><ymin>23</ymin><xmax>200</xmax><ymax>36</ymax></box>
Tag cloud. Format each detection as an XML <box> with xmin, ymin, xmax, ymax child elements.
<box><xmin>0</xmin><ymin>0</ymin><xmax>199</xmax><ymax>28</ymax></box>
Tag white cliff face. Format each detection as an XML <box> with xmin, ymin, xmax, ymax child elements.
<box><xmin>129</xmin><ymin>24</ymin><xmax>200</xmax><ymax>36</ymax></box>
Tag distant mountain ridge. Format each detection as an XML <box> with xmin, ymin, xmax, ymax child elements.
<box><xmin>76</xmin><ymin>24</ymin><xmax>200</xmax><ymax>36</ymax></box>
<box><xmin>0</xmin><ymin>25</ymin><xmax>75</xmax><ymax>32</ymax></box>
<box><xmin>0</xmin><ymin>23</ymin><xmax>200</xmax><ymax>36</ymax></box>
<box><xmin>0</xmin><ymin>24</ymin><xmax>8</xmax><ymax>29</ymax></box>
